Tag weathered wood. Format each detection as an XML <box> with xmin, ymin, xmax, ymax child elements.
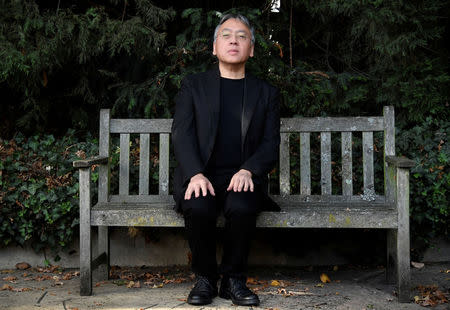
<box><xmin>96</xmin><ymin>226</ymin><xmax>109</xmax><ymax>281</ymax></box>
<box><xmin>159</xmin><ymin>133</ymin><xmax>170</xmax><ymax>195</ymax></box>
<box><xmin>110</xmin><ymin>119</ymin><xmax>172</xmax><ymax>133</ymax></box>
<box><xmin>300</xmin><ymin>132</ymin><xmax>311</xmax><ymax>195</ymax></box>
<box><xmin>396</xmin><ymin>168</ymin><xmax>411</xmax><ymax>302</ymax></box>
<box><xmin>91</xmin><ymin>252</ymin><xmax>107</xmax><ymax>271</ymax></box>
<box><xmin>107</xmin><ymin>193</ymin><xmax>387</xmax><ymax>204</ymax></box>
<box><xmin>386</xmin><ymin>229</ymin><xmax>397</xmax><ymax>284</ymax></box>
<box><xmin>119</xmin><ymin>134</ymin><xmax>130</xmax><ymax>196</ymax></box>
<box><xmin>341</xmin><ymin>132</ymin><xmax>352</xmax><ymax>196</ymax></box>
<box><xmin>109</xmin><ymin>194</ymin><xmax>174</xmax><ymax>204</ymax></box>
<box><xmin>91</xmin><ymin>202</ymin><xmax>398</xmax><ymax>228</ymax></box>
<box><xmin>363</xmin><ymin>132</ymin><xmax>374</xmax><ymax>193</ymax></box>
<box><xmin>281</xmin><ymin>117</ymin><xmax>384</xmax><ymax>132</ymax></box>
<box><xmin>321</xmin><ymin>132</ymin><xmax>332</xmax><ymax>195</ymax></box>
<box><xmin>279</xmin><ymin>132</ymin><xmax>290</xmax><ymax>196</ymax></box>
<box><xmin>98</xmin><ymin>109</ymin><xmax>110</xmax><ymax>203</ymax></box>
<box><xmin>73</xmin><ymin>156</ymin><xmax>108</xmax><ymax>168</ymax></box>
<box><xmin>386</xmin><ymin>156</ymin><xmax>415</xmax><ymax>168</ymax></box>
<box><xmin>79</xmin><ymin>168</ymin><xmax>92</xmax><ymax>296</ymax></box>
<box><xmin>384</xmin><ymin>106</ymin><xmax>395</xmax><ymax>202</ymax></box>
<box><xmin>97</xmin><ymin>110</ymin><xmax>110</xmax><ymax>282</ymax></box>
<box><xmin>139</xmin><ymin>134</ymin><xmax>150</xmax><ymax>195</ymax></box>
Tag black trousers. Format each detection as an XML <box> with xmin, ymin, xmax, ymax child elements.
<box><xmin>180</xmin><ymin>173</ymin><xmax>262</xmax><ymax>281</ymax></box>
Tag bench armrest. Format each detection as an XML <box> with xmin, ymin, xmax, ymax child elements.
<box><xmin>73</xmin><ymin>156</ymin><xmax>109</xmax><ymax>168</ymax></box>
<box><xmin>385</xmin><ymin>156</ymin><xmax>415</xmax><ymax>168</ymax></box>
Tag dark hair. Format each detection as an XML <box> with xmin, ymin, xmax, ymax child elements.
<box><xmin>213</xmin><ymin>13</ymin><xmax>255</xmax><ymax>45</ymax></box>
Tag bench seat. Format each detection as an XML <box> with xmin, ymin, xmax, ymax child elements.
<box><xmin>91</xmin><ymin>196</ymin><xmax>396</xmax><ymax>229</ymax></box>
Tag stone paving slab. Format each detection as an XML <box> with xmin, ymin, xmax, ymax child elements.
<box><xmin>1</xmin><ymin>263</ymin><xmax>449</xmax><ymax>310</ymax></box>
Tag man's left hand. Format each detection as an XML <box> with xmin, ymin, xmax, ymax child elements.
<box><xmin>227</xmin><ymin>169</ymin><xmax>254</xmax><ymax>192</ymax></box>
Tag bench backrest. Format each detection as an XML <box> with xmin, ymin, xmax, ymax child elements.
<box><xmin>97</xmin><ymin>106</ymin><xmax>395</xmax><ymax>204</ymax></box>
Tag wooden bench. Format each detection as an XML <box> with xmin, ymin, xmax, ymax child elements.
<box><xmin>73</xmin><ymin>106</ymin><xmax>414</xmax><ymax>302</ymax></box>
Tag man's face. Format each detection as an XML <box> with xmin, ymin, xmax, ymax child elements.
<box><xmin>213</xmin><ymin>18</ymin><xmax>254</xmax><ymax>66</ymax></box>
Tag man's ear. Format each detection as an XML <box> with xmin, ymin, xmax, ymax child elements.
<box><xmin>212</xmin><ymin>42</ymin><xmax>217</xmax><ymax>55</ymax></box>
<box><xmin>249</xmin><ymin>44</ymin><xmax>254</xmax><ymax>57</ymax></box>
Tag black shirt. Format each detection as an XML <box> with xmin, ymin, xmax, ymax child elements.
<box><xmin>205</xmin><ymin>77</ymin><xmax>244</xmax><ymax>176</ymax></box>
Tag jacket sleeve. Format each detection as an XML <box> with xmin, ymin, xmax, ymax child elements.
<box><xmin>171</xmin><ymin>76</ymin><xmax>204</xmax><ymax>185</ymax></box>
<box><xmin>240</xmin><ymin>86</ymin><xmax>280</xmax><ymax>178</ymax></box>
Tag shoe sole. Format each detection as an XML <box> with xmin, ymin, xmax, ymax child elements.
<box><xmin>219</xmin><ymin>291</ymin><xmax>260</xmax><ymax>306</ymax></box>
<box><xmin>187</xmin><ymin>292</ymin><xmax>218</xmax><ymax>305</ymax></box>
<box><xmin>187</xmin><ymin>297</ymin><xmax>212</xmax><ymax>305</ymax></box>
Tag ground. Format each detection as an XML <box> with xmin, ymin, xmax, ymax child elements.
<box><xmin>0</xmin><ymin>263</ymin><xmax>449</xmax><ymax>309</ymax></box>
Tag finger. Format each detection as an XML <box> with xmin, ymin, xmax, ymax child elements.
<box><xmin>243</xmin><ymin>179</ymin><xmax>249</xmax><ymax>192</ymax></box>
<box><xmin>184</xmin><ymin>187</ymin><xmax>192</xmax><ymax>200</ymax></box>
<box><xmin>239</xmin><ymin>178</ymin><xmax>245</xmax><ymax>192</ymax></box>
<box><xmin>250</xmin><ymin>179</ymin><xmax>254</xmax><ymax>192</ymax></box>
<box><xmin>201</xmin><ymin>182</ymin><xmax>207</xmax><ymax>196</ymax></box>
<box><xmin>194</xmin><ymin>185</ymin><xmax>200</xmax><ymax>198</ymax></box>
<box><xmin>207</xmin><ymin>182</ymin><xmax>216</xmax><ymax>196</ymax></box>
<box><xmin>227</xmin><ymin>177</ymin><xmax>235</xmax><ymax>191</ymax></box>
<box><xmin>233</xmin><ymin>178</ymin><xmax>240</xmax><ymax>192</ymax></box>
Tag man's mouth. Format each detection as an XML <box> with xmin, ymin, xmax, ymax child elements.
<box><xmin>228</xmin><ymin>49</ymin><xmax>239</xmax><ymax>54</ymax></box>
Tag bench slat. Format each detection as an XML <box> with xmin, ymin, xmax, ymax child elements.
<box><xmin>342</xmin><ymin>132</ymin><xmax>353</xmax><ymax>196</ymax></box>
<box><xmin>119</xmin><ymin>134</ymin><xmax>130</xmax><ymax>195</ymax></box>
<box><xmin>384</xmin><ymin>106</ymin><xmax>395</xmax><ymax>202</ymax></box>
<box><xmin>139</xmin><ymin>134</ymin><xmax>150</xmax><ymax>195</ymax></box>
<box><xmin>91</xmin><ymin>202</ymin><xmax>397</xmax><ymax>228</ymax></box>
<box><xmin>363</xmin><ymin>131</ymin><xmax>375</xmax><ymax>193</ymax></box>
<box><xmin>111</xmin><ymin>119</ymin><xmax>172</xmax><ymax>133</ymax></box>
<box><xmin>281</xmin><ymin>117</ymin><xmax>384</xmax><ymax>132</ymax></box>
<box><xmin>159</xmin><ymin>133</ymin><xmax>170</xmax><ymax>195</ymax></box>
<box><xmin>300</xmin><ymin>132</ymin><xmax>311</xmax><ymax>195</ymax></box>
<box><xmin>279</xmin><ymin>133</ymin><xmax>290</xmax><ymax>195</ymax></box>
<box><xmin>321</xmin><ymin>132</ymin><xmax>332</xmax><ymax>195</ymax></box>
<box><xmin>98</xmin><ymin>109</ymin><xmax>110</xmax><ymax>203</ymax></box>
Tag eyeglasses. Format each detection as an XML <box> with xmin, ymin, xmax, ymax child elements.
<box><xmin>219</xmin><ymin>30</ymin><xmax>249</xmax><ymax>42</ymax></box>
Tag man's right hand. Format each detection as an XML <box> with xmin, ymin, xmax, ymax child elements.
<box><xmin>184</xmin><ymin>173</ymin><xmax>215</xmax><ymax>200</ymax></box>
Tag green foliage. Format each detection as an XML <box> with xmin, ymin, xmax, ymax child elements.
<box><xmin>0</xmin><ymin>0</ymin><xmax>175</xmax><ymax>134</ymax></box>
<box><xmin>0</xmin><ymin>131</ymin><xmax>98</xmax><ymax>253</ymax></box>
<box><xmin>398</xmin><ymin>118</ymin><xmax>449</xmax><ymax>246</ymax></box>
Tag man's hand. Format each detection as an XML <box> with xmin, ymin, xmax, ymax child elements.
<box><xmin>227</xmin><ymin>169</ymin><xmax>254</xmax><ymax>192</ymax></box>
<box><xmin>184</xmin><ymin>173</ymin><xmax>215</xmax><ymax>200</ymax></box>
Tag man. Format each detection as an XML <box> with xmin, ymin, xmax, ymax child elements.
<box><xmin>171</xmin><ymin>13</ymin><xmax>280</xmax><ymax>306</ymax></box>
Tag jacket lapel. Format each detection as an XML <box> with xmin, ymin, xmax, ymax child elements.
<box><xmin>241</xmin><ymin>73</ymin><xmax>260</xmax><ymax>150</ymax></box>
<box><xmin>204</xmin><ymin>67</ymin><xmax>221</xmax><ymax>154</ymax></box>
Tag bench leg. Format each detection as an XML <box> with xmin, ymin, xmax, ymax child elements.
<box><xmin>386</xmin><ymin>229</ymin><xmax>397</xmax><ymax>284</ymax></box>
<box><xmin>96</xmin><ymin>226</ymin><xmax>110</xmax><ymax>281</ymax></box>
<box><xmin>79</xmin><ymin>168</ymin><xmax>92</xmax><ymax>296</ymax></box>
<box><xmin>396</xmin><ymin>168</ymin><xmax>411</xmax><ymax>303</ymax></box>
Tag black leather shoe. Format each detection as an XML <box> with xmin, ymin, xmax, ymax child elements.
<box><xmin>219</xmin><ymin>276</ymin><xmax>260</xmax><ymax>306</ymax></box>
<box><xmin>187</xmin><ymin>275</ymin><xmax>218</xmax><ymax>305</ymax></box>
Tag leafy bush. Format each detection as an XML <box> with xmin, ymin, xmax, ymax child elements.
<box><xmin>398</xmin><ymin>118</ymin><xmax>450</xmax><ymax>248</ymax></box>
<box><xmin>0</xmin><ymin>131</ymin><xmax>98</xmax><ymax>254</ymax></box>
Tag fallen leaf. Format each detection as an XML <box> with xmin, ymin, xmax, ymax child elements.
<box><xmin>320</xmin><ymin>273</ymin><xmax>331</xmax><ymax>283</ymax></box>
<box><xmin>127</xmin><ymin>281</ymin><xmax>135</xmax><ymax>288</ymax></box>
<box><xmin>2</xmin><ymin>276</ymin><xmax>17</xmax><ymax>281</ymax></box>
<box><xmin>411</xmin><ymin>261</ymin><xmax>425</xmax><ymax>269</ymax></box>
<box><xmin>12</xmin><ymin>287</ymin><xmax>33</xmax><ymax>292</ymax></box>
<box><xmin>1</xmin><ymin>284</ymin><xmax>13</xmax><ymax>290</ymax></box>
<box><xmin>177</xmin><ymin>298</ymin><xmax>187</xmax><ymax>302</ymax></box>
<box><xmin>15</xmin><ymin>262</ymin><xmax>31</xmax><ymax>270</ymax></box>
<box><xmin>271</xmin><ymin>280</ymin><xmax>280</xmax><ymax>287</ymax></box>
<box><xmin>315</xmin><ymin>283</ymin><xmax>324</xmax><ymax>288</ymax></box>
<box><xmin>1</xmin><ymin>270</ymin><xmax>14</xmax><ymax>274</ymax></box>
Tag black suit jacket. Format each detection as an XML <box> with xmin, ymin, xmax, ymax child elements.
<box><xmin>171</xmin><ymin>66</ymin><xmax>281</xmax><ymax>213</ymax></box>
